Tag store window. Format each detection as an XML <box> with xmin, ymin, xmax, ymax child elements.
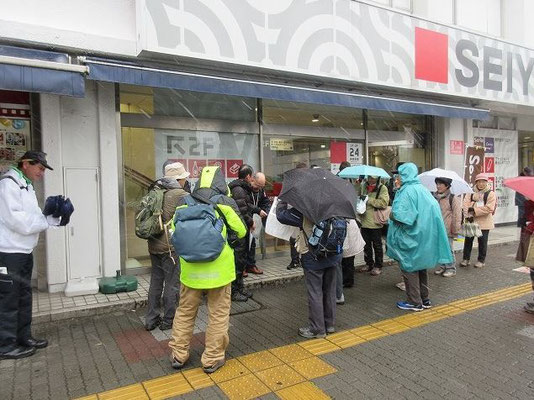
<box><xmin>120</xmin><ymin>86</ymin><xmax>259</xmax><ymax>270</ymax></box>
<box><xmin>367</xmin><ymin>110</ymin><xmax>430</xmax><ymax>173</ymax></box>
<box><xmin>0</xmin><ymin>91</ymin><xmax>32</xmax><ymax>173</ymax></box>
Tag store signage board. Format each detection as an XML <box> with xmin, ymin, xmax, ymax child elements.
<box><xmin>269</xmin><ymin>138</ymin><xmax>293</xmax><ymax>151</ymax></box>
<box><xmin>449</xmin><ymin>140</ymin><xmax>464</xmax><ymax>155</ymax></box>
<box><xmin>138</xmin><ymin>0</ymin><xmax>534</xmax><ymax>107</ymax></box>
<box><xmin>330</xmin><ymin>141</ymin><xmax>363</xmax><ymax>174</ymax></box>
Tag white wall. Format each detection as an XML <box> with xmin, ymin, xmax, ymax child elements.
<box><xmin>40</xmin><ymin>82</ymin><xmax>121</xmax><ymax>292</ymax></box>
<box><xmin>412</xmin><ymin>0</ymin><xmax>454</xmax><ymax>24</ymax></box>
<box><xmin>0</xmin><ymin>0</ymin><xmax>136</xmax><ymax>56</ymax></box>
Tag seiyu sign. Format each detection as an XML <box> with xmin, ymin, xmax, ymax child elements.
<box><xmin>138</xmin><ymin>0</ymin><xmax>534</xmax><ymax>106</ymax></box>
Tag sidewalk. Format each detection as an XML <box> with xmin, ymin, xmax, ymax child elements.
<box><xmin>32</xmin><ymin>225</ymin><xmax>521</xmax><ymax>323</ymax></box>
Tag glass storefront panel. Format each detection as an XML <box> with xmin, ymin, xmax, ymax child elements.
<box><xmin>518</xmin><ymin>130</ymin><xmax>534</xmax><ymax>172</ymax></box>
<box><xmin>120</xmin><ymin>86</ymin><xmax>259</xmax><ymax>270</ymax></box>
<box><xmin>367</xmin><ymin>110</ymin><xmax>430</xmax><ymax>173</ymax></box>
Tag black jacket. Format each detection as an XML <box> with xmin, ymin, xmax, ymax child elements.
<box><xmin>250</xmin><ymin>189</ymin><xmax>271</xmax><ymax>219</ymax></box>
<box><xmin>229</xmin><ymin>179</ymin><xmax>254</xmax><ymax>228</ymax></box>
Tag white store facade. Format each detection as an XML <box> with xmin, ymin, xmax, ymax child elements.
<box><xmin>0</xmin><ymin>0</ymin><xmax>533</xmax><ymax>294</ymax></box>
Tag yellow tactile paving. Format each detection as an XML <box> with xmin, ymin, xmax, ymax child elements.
<box><xmin>142</xmin><ymin>373</ymin><xmax>193</xmax><ymax>400</ymax></box>
<box><xmin>269</xmin><ymin>344</ymin><xmax>315</xmax><ymax>364</ymax></box>
<box><xmin>218</xmin><ymin>373</ymin><xmax>271</xmax><ymax>400</ymax></box>
<box><xmin>255</xmin><ymin>364</ymin><xmax>306</xmax><ymax>391</ymax></box>
<box><xmin>351</xmin><ymin>325</ymin><xmax>389</xmax><ymax>340</ymax></box>
<box><xmin>431</xmin><ymin>305</ymin><xmax>465</xmax><ymax>316</ymax></box>
<box><xmin>371</xmin><ymin>319</ymin><xmax>411</xmax><ymax>334</ymax></box>
<box><xmin>209</xmin><ymin>359</ymin><xmax>251</xmax><ymax>384</ymax></box>
<box><xmin>276</xmin><ymin>381</ymin><xmax>331</xmax><ymax>400</ymax></box>
<box><xmin>182</xmin><ymin>367</ymin><xmax>214</xmax><ymax>390</ymax></box>
<box><xmin>298</xmin><ymin>337</ymin><xmax>340</xmax><ymax>355</ymax></box>
<box><xmin>97</xmin><ymin>383</ymin><xmax>148</xmax><ymax>400</ymax></box>
<box><xmin>392</xmin><ymin>314</ymin><xmax>431</xmax><ymax>328</ymax></box>
<box><xmin>327</xmin><ymin>330</ymin><xmax>367</xmax><ymax>348</ymax></box>
<box><xmin>74</xmin><ymin>396</ymin><xmax>98</xmax><ymax>400</ymax></box>
<box><xmin>238</xmin><ymin>350</ymin><xmax>284</xmax><ymax>372</ymax></box>
<box><xmin>290</xmin><ymin>356</ymin><xmax>337</xmax><ymax>380</ymax></box>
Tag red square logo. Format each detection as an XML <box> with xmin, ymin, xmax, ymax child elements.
<box><xmin>484</xmin><ymin>157</ymin><xmax>495</xmax><ymax>173</ymax></box>
<box><xmin>208</xmin><ymin>159</ymin><xmax>226</xmax><ymax>176</ymax></box>
<box><xmin>226</xmin><ymin>159</ymin><xmax>243</xmax><ymax>178</ymax></box>
<box><xmin>415</xmin><ymin>27</ymin><xmax>448</xmax><ymax>84</ymax></box>
<box><xmin>188</xmin><ymin>159</ymin><xmax>207</xmax><ymax>179</ymax></box>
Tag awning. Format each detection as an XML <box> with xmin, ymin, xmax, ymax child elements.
<box><xmin>85</xmin><ymin>58</ymin><xmax>490</xmax><ymax>120</ymax></box>
<box><xmin>0</xmin><ymin>46</ymin><xmax>86</xmax><ymax>97</ymax></box>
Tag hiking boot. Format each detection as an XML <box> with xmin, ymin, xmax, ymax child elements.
<box><xmin>231</xmin><ymin>291</ymin><xmax>248</xmax><ymax>302</ymax></box>
<box><xmin>287</xmin><ymin>261</ymin><xmax>297</xmax><ymax>270</ymax></box>
<box><xmin>159</xmin><ymin>321</ymin><xmax>173</xmax><ymax>331</ymax></box>
<box><xmin>395</xmin><ymin>282</ymin><xmax>406</xmax><ymax>291</ymax></box>
<box><xmin>422</xmin><ymin>299</ymin><xmax>432</xmax><ymax>309</ymax></box>
<box><xmin>145</xmin><ymin>317</ymin><xmax>161</xmax><ymax>331</ymax></box>
<box><xmin>203</xmin><ymin>359</ymin><xmax>226</xmax><ymax>374</ymax></box>
<box><xmin>524</xmin><ymin>303</ymin><xmax>534</xmax><ymax>314</ymax></box>
<box><xmin>370</xmin><ymin>267</ymin><xmax>382</xmax><ymax>276</ymax></box>
<box><xmin>298</xmin><ymin>327</ymin><xmax>326</xmax><ymax>339</ymax></box>
<box><xmin>336</xmin><ymin>293</ymin><xmax>345</xmax><ymax>305</ymax></box>
<box><xmin>246</xmin><ymin>265</ymin><xmax>263</xmax><ymax>274</ymax></box>
<box><xmin>459</xmin><ymin>260</ymin><xmax>469</xmax><ymax>268</ymax></box>
<box><xmin>171</xmin><ymin>357</ymin><xmax>186</xmax><ymax>370</ymax></box>
<box><xmin>396</xmin><ymin>301</ymin><xmax>423</xmax><ymax>311</ymax></box>
<box><xmin>434</xmin><ymin>266</ymin><xmax>445</xmax><ymax>275</ymax></box>
<box><xmin>326</xmin><ymin>326</ymin><xmax>335</xmax><ymax>334</ymax></box>
<box><xmin>442</xmin><ymin>269</ymin><xmax>456</xmax><ymax>278</ymax></box>
<box><xmin>474</xmin><ymin>261</ymin><xmax>485</xmax><ymax>268</ymax></box>
<box><xmin>357</xmin><ymin>265</ymin><xmax>373</xmax><ymax>273</ymax></box>
<box><xmin>240</xmin><ymin>288</ymin><xmax>253</xmax><ymax>298</ymax></box>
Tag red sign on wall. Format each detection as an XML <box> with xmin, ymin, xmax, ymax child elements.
<box><xmin>484</xmin><ymin>157</ymin><xmax>495</xmax><ymax>173</ymax></box>
<box><xmin>226</xmin><ymin>159</ymin><xmax>243</xmax><ymax>178</ymax></box>
<box><xmin>208</xmin><ymin>159</ymin><xmax>226</xmax><ymax>175</ymax></box>
<box><xmin>449</xmin><ymin>140</ymin><xmax>464</xmax><ymax>155</ymax></box>
<box><xmin>188</xmin><ymin>159</ymin><xmax>207</xmax><ymax>179</ymax></box>
<box><xmin>415</xmin><ymin>27</ymin><xmax>448</xmax><ymax>84</ymax></box>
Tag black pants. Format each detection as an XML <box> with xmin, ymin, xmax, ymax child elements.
<box><xmin>0</xmin><ymin>252</ymin><xmax>34</xmax><ymax>352</ymax></box>
<box><xmin>463</xmin><ymin>230</ymin><xmax>490</xmax><ymax>263</ymax></box>
<box><xmin>232</xmin><ymin>235</ymin><xmax>248</xmax><ymax>292</ymax></box>
<box><xmin>246</xmin><ymin>237</ymin><xmax>256</xmax><ymax>266</ymax></box>
<box><xmin>361</xmin><ymin>228</ymin><xmax>383</xmax><ymax>268</ymax></box>
<box><xmin>290</xmin><ymin>237</ymin><xmax>300</xmax><ymax>265</ymax></box>
<box><xmin>341</xmin><ymin>256</ymin><xmax>355</xmax><ymax>287</ymax></box>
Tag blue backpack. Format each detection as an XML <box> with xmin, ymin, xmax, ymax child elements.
<box><xmin>171</xmin><ymin>195</ymin><xmax>227</xmax><ymax>263</ymax></box>
<box><xmin>307</xmin><ymin>217</ymin><xmax>347</xmax><ymax>259</ymax></box>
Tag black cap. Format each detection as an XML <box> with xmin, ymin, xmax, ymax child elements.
<box><xmin>435</xmin><ymin>177</ymin><xmax>452</xmax><ymax>187</ymax></box>
<box><xmin>391</xmin><ymin>162</ymin><xmax>405</xmax><ymax>174</ymax></box>
<box><xmin>20</xmin><ymin>151</ymin><xmax>53</xmax><ymax>170</ymax></box>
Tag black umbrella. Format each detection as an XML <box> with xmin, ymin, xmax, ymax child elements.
<box><xmin>278</xmin><ymin>168</ymin><xmax>358</xmax><ymax>224</ymax></box>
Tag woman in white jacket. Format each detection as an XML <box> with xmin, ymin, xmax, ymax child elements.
<box><xmin>336</xmin><ymin>219</ymin><xmax>366</xmax><ymax>304</ymax></box>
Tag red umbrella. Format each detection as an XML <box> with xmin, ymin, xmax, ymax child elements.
<box><xmin>503</xmin><ymin>176</ymin><xmax>534</xmax><ymax>200</ymax></box>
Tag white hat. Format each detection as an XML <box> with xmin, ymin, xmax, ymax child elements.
<box><xmin>164</xmin><ymin>162</ymin><xmax>190</xmax><ymax>180</ymax></box>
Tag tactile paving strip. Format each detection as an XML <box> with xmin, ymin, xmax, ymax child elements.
<box><xmin>298</xmin><ymin>337</ymin><xmax>340</xmax><ymax>355</ymax></box>
<box><xmin>142</xmin><ymin>373</ymin><xmax>193</xmax><ymax>400</ymax></box>
<box><xmin>268</xmin><ymin>344</ymin><xmax>314</xmax><ymax>364</ymax></box>
<box><xmin>209</xmin><ymin>359</ymin><xmax>251</xmax><ymax>384</ymax></box>
<box><xmin>182</xmin><ymin>367</ymin><xmax>214</xmax><ymax>390</ymax></box>
<box><xmin>290</xmin><ymin>356</ymin><xmax>337</xmax><ymax>380</ymax></box>
<box><xmin>326</xmin><ymin>331</ymin><xmax>366</xmax><ymax>348</ymax></box>
<box><xmin>217</xmin><ymin>373</ymin><xmax>271</xmax><ymax>400</ymax></box>
<box><xmin>238</xmin><ymin>350</ymin><xmax>284</xmax><ymax>372</ymax></box>
<box><xmin>97</xmin><ymin>383</ymin><xmax>148</xmax><ymax>400</ymax></box>
<box><xmin>276</xmin><ymin>381</ymin><xmax>331</xmax><ymax>400</ymax></box>
<box><xmin>255</xmin><ymin>364</ymin><xmax>305</xmax><ymax>391</ymax></box>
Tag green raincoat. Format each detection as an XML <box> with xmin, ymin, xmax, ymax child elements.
<box><xmin>386</xmin><ymin>163</ymin><xmax>453</xmax><ymax>272</ymax></box>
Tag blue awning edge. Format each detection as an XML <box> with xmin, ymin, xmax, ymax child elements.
<box><xmin>0</xmin><ymin>46</ymin><xmax>85</xmax><ymax>97</ymax></box>
<box><xmin>86</xmin><ymin>59</ymin><xmax>490</xmax><ymax>120</ymax></box>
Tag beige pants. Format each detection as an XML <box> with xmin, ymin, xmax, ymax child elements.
<box><xmin>168</xmin><ymin>283</ymin><xmax>231</xmax><ymax>368</ymax></box>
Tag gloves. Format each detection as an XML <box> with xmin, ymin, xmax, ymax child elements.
<box><xmin>468</xmin><ymin>207</ymin><xmax>475</xmax><ymax>214</ymax></box>
<box><xmin>466</xmin><ymin>216</ymin><xmax>474</xmax><ymax>223</ymax></box>
<box><xmin>46</xmin><ymin>215</ymin><xmax>61</xmax><ymax>226</ymax></box>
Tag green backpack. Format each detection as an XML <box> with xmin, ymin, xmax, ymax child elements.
<box><xmin>135</xmin><ymin>186</ymin><xmax>166</xmax><ymax>239</ymax></box>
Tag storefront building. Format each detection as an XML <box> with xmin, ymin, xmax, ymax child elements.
<box><xmin>0</xmin><ymin>0</ymin><xmax>533</xmax><ymax>293</ymax></box>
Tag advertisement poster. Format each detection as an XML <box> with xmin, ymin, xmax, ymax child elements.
<box><xmin>450</xmin><ymin>140</ymin><xmax>464</xmax><ymax>155</ymax></box>
<box><xmin>0</xmin><ymin>117</ymin><xmax>30</xmax><ymax>173</ymax></box>
<box><xmin>472</xmin><ymin>128</ymin><xmax>518</xmax><ymax>224</ymax></box>
<box><xmin>155</xmin><ymin>130</ymin><xmax>256</xmax><ymax>189</ymax></box>
<box><xmin>330</xmin><ymin>141</ymin><xmax>364</xmax><ymax>174</ymax></box>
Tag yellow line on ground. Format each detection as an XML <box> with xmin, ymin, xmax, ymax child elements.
<box><xmin>75</xmin><ymin>282</ymin><xmax>531</xmax><ymax>400</ymax></box>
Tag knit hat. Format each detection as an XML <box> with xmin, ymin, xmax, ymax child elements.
<box><xmin>164</xmin><ymin>162</ymin><xmax>190</xmax><ymax>180</ymax></box>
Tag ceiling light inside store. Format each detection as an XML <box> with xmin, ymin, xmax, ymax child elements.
<box><xmin>312</xmin><ymin>114</ymin><xmax>320</xmax><ymax>122</ymax></box>
<box><xmin>525</xmin><ymin>136</ymin><xmax>531</xmax><ymax>139</ymax></box>
<box><xmin>320</xmin><ymin>144</ymin><xmax>326</xmax><ymax>148</ymax></box>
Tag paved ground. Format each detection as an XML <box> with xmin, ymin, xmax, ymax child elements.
<box><xmin>2</xmin><ymin>241</ymin><xmax>533</xmax><ymax>399</ymax></box>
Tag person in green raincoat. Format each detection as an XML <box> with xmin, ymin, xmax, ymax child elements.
<box><xmin>386</xmin><ymin>163</ymin><xmax>453</xmax><ymax>311</ymax></box>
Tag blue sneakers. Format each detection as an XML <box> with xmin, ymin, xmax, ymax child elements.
<box><xmin>396</xmin><ymin>301</ymin><xmax>423</xmax><ymax>311</ymax></box>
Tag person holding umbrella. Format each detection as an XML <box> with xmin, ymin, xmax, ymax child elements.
<box><xmin>387</xmin><ymin>163</ymin><xmax>453</xmax><ymax>311</ymax></box>
<box><xmin>276</xmin><ymin>167</ymin><xmax>358</xmax><ymax>337</ymax></box>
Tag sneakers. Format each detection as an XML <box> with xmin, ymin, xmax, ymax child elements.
<box><xmin>171</xmin><ymin>357</ymin><xmax>186</xmax><ymax>370</ymax></box>
<box><xmin>370</xmin><ymin>267</ymin><xmax>382</xmax><ymax>276</ymax></box>
<box><xmin>240</xmin><ymin>288</ymin><xmax>253</xmax><ymax>298</ymax></box>
<box><xmin>422</xmin><ymin>299</ymin><xmax>432</xmax><ymax>309</ymax></box>
<box><xmin>442</xmin><ymin>269</ymin><xmax>456</xmax><ymax>278</ymax></box>
<box><xmin>203</xmin><ymin>359</ymin><xmax>226</xmax><ymax>374</ymax></box>
<box><xmin>395</xmin><ymin>282</ymin><xmax>406</xmax><ymax>291</ymax></box>
<box><xmin>246</xmin><ymin>265</ymin><xmax>263</xmax><ymax>274</ymax></box>
<box><xmin>326</xmin><ymin>326</ymin><xmax>335</xmax><ymax>334</ymax></box>
<box><xmin>396</xmin><ymin>301</ymin><xmax>423</xmax><ymax>311</ymax></box>
<box><xmin>231</xmin><ymin>291</ymin><xmax>249</xmax><ymax>302</ymax></box>
<box><xmin>145</xmin><ymin>317</ymin><xmax>161</xmax><ymax>331</ymax></box>
<box><xmin>524</xmin><ymin>302</ymin><xmax>534</xmax><ymax>314</ymax></box>
<box><xmin>287</xmin><ymin>261</ymin><xmax>301</xmax><ymax>270</ymax></box>
<box><xmin>357</xmin><ymin>265</ymin><xmax>373</xmax><ymax>273</ymax></box>
<box><xmin>474</xmin><ymin>261</ymin><xmax>485</xmax><ymax>268</ymax></box>
<box><xmin>298</xmin><ymin>327</ymin><xmax>326</xmax><ymax>339</ymax></box>
<box><xmin>434</xmin><ymin>266</ymin><xmax>445</xmax><ymax>275</ymax></box>
<box><xmin>459</xmin><ymin>260</ymin><xmax>469</xmax><ymax>268</ymax></box>
<box><xmin>336</xmin><ymin>293</ymin><xmax>345</xmax><ymax>305</ymax></box>
<box><xmin>159</xmin><ymin>321</ymin><xmax>173</xmax><ymax>331</ymax></box>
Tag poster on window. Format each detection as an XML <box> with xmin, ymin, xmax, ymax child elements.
<box><xmin>472</xmin><ymin>128</ymin><xmax>518</xmax><ymax>224</ymax></box>
<box><xmin>154</xmin><ymin>130</ymin><xmax>257</xmax><ymax>190</ymax></box>
<box><xmin>330</xmin><ymin>141</ymin><xmax>364</xmax><ymax>174</ymax></box>
<box><xmin>0</xmin><ymin>117</ymin><xmax>30</xmax><ymax>173</ymax></box>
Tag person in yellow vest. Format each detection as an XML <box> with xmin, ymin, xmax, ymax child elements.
<box><xmin>168</xmin><ymin>165</ymin><xmax>246</xmax><ymax>374</ymax></box>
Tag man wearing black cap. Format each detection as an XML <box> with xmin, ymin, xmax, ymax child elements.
<box><xmin>0</xmin><ymin>151</ymin><xmax>60</xmax><ymax>359</ymax></box>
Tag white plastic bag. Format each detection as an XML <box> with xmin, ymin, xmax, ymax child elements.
<box><xmin>265</xmin><ymin>197</ymin><xmax>300</xmax><ymax>241</ymax></box>
<box><xmin>251</xmin><ymin>213</ymin><xmax>262</xmax><ymax>239</ymax></box>
<box><xmin>356</xmin><ymin>196</ymin><xmax>368</xmax><ymax>215</ymax></box>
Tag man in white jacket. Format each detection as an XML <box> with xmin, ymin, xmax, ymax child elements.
<box><xmin>0</xmin><ymin>151</ymin><xmax>60</xmax><ymax>360</ymax></box>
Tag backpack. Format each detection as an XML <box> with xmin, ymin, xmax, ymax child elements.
<box><xmin>170</xmin><ymin>194</ymin><xmax>227</xmax><ymax>263</ymax></box>
<box><xmin>135</xmin><ymin>186</ymin><xmax>166</xmax><ymax>239</ymax></box>
<box><xmin>306</xmin><ymin>217</ymin><xmax>347</xmax><ymax>259</ymax></box>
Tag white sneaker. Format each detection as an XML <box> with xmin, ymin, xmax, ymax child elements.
<box><xmin>336</xmin><ymin>293</ymin><xmax>345</xmax><ymax>305</ymax></box>
<box><xmin>395</xmin><ymin>282</ymin><xmax>406</xmax><ymax>291</ymax></box>
<box><xmin>434</xmin><ymin>266</ymin><xmax>445</xmax><ymax>275</ymax></box>
<box><xmin>474</xmin><ymin>261</ymin><xmax>485</xmax><ymax>268</ymax></box>
<box><xmin>459</xmin><ymin>260</ymin><xmax>469</xmax><ymax>268</ymax></box>
<box><xmin>442</xmin><ymin>269</ymin><xmax>456</xmax><ymax>277</ymax></box>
